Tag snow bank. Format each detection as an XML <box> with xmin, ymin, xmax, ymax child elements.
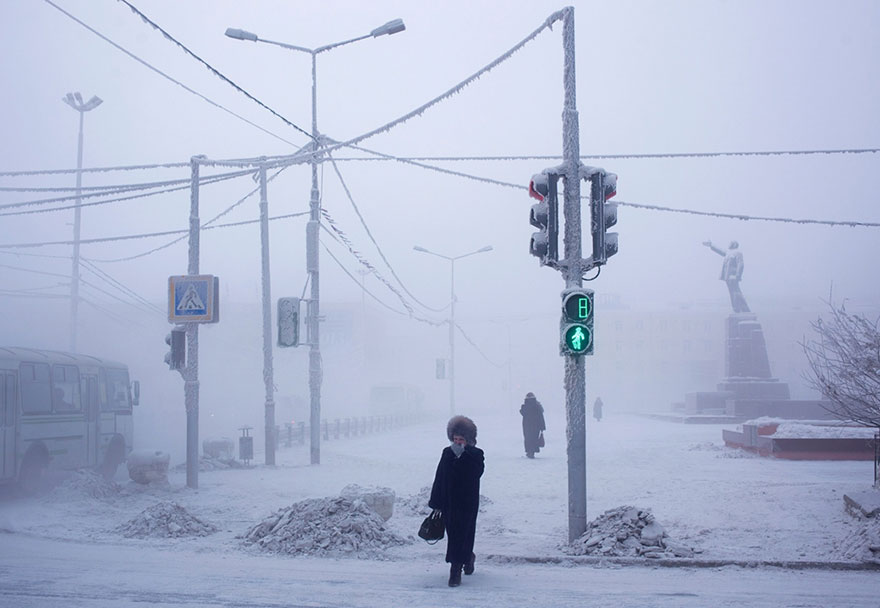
<box><xmin>566</xmin><ymin>506</ymin><xmax>698</xmax><ymax>558</ymax></box>
<box><xmin>117</xmin><ymin>501</ymin><xmax>218</xmax><ymax>538</ymax></box>
<box><xmin>771</xmin><ymin>423</ymin><xmax>878</xmax><ymax>439</ymax></box>
<box><xmin>241</xmin><ymin>496</ymin><xmax>408</xmax><ymax>558</ymax></box>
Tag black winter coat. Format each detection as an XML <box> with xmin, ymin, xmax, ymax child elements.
<box><xmin>429</xmin><ymin>445</ymin><xmax>484</xmax><ymax>564</ymax></box>
<box><xmin>520</xmin><ymin>397</ymin><xmax>546</xmax><ymax>454</ymax></box>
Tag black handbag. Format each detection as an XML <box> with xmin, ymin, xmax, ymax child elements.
<box><xmin>418</xmin><ymin>510</ymin><xmax>445</xmax><ymax>544</ymax></box>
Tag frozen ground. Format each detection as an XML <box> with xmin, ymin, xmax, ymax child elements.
<box><xmin>0</xmin><ymin>412</ymin><xmax>878</xmax><ymax>607</ymax></box>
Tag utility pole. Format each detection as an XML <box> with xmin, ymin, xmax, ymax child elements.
<box><xmin>185</xmin><ymin>157</ymin><xmax>202</xmax><ymax>489</ymax></box>
<box><xmin>62</xmin><ymin>92</ymin><xmax>102</xmax><ymax>352</ymax></box>
<box><xmin>258</xmin><ymin>163</ymin><xmax>276</xmax><ymax>466</ymax></box>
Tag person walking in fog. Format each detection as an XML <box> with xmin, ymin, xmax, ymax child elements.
<box><xmin>520</xmin><ymin>392</ymin><xmax>546</xmax><ymax>459</ymax></box>
<box><xmin>593</xmin><ymin>396</ymin><xmax>603</xmax><ymax>422</ymax></box>
<box><xmin>429</xmin><ymin>415</ymin><xmax>484</xmax><ymax>587</ymax></box>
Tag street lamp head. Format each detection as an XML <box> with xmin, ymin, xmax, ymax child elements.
<box><xmin>82</xmin><ymin>96</ymin><xmax>103</xmax><ymax>111</ymax></box>
<box><xmin>371</xmin><ymin>18</ymin><xmax>405</xmax><ymax>37</ymax></box>
<box><xmin>225</xmin><ymin>27</ymin><xmax>258</xmax><ymax>42</ymax></box>
<box><xmin>63</xmin><ymin>92</ymin><xmax>103</xmax><ymax>112</ymax></box>
<box><xmin>477</xmin><ymin>245</ymin><xmax>494</xmax><ymax>254</ymax></box>
<box><xmin>413</xmin><ymin>245</ymin><xmax>429</xmax><ymax>253</ymax></box>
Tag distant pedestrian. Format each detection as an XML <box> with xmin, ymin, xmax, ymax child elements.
<box><xmin>520</xmin><ymin>392</ymin><xmax>546</xmax><ymax>459</ymax></box>
<box><xmin>593</xmin><ymin>397</ymin><xmax>603</xmax><ymax>422</ymax></box>
<box><xmin>429</xmin><ymin>415</ymin><xmax>484</xmax><ymax>587</ymax></box>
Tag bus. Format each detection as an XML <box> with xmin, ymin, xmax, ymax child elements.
<box><xmin>0</xmin><ymin>347</ymin><xmax>140</xmax><ymax>492</ymax></box>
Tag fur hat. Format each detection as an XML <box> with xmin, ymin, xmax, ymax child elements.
<box><xmin>446</xmin><ymin>415</ymin><xmax>478</xmax><ymax>446</ymax></box>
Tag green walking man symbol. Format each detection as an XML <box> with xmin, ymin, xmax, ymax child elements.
<box><xmin>569</xmin><ymin>326</ymin><xmax>586</xmax><ymax>350</ymax></box>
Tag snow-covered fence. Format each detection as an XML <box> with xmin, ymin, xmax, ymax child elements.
<box><xmin>277</xmin><ymin>413</ymin><xmax>422</xmax><ymax>451</ymax></box>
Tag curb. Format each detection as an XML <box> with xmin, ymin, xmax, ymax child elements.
<box><xmin>483</xmin><ymin>553</ymin><xmax>880</xmax><ymax>571</ymax></box>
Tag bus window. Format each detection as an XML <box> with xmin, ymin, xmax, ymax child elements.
<box><xmin>20</xmin><ymin>363</ymin><xmax>51</xmax><ymax>414</ymax></box>
<box><xmin>52</xmin><ymin>364</ymin><xmax>81</xmax><ymax>412</ymax></box>
<box><xmin>104</xmin><ymin>369</ymin><xmax>131</xmax><ymax>411</ymax></box>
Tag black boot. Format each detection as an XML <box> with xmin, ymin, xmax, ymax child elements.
<box><xmin>448</xmin><ymin>563</ymin><xmax>462</xmax><ymax>587</ymax></box>
<box><xmin>463</xmin><ymin>553</ymin><xmax>475</xmax><ymax>575</ymax></box>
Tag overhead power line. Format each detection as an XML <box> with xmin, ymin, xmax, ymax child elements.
<box><xmin>41</xmin><ymin>0</ymin><xmax>303</xmax><ymax>148</ymax></box>
<box><xmin>329</xmin><ymin>148</ymin><xmax>880</xmax><ymax>162</ymax></box>
<box><xmin>115</xmin><ymin>0</ymin><xmax>313</xmax><ymax>141</ymax></box>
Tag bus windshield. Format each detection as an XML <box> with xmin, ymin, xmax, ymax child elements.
<box><xmin>104</xmin><ymin>368</ymin><xmax>131</xmax><ymax>411</ymax></box>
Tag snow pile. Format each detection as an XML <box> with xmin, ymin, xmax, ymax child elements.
<box><xmin>771</xmin><ymin>423</ymin><xmax>877</xmax><ymax>439</ymax></box>
<box><xmin>396</xmin><ymin>486</ymin><xmax>432</xmax><ymax>517</ymax></box>
<box><xmin>242</xmin><ymin>496</ymin><xmax>407</xmax><ymax>558</ymax></box>
<box><xmin>117</xmin><ymin>501</ymin><xmax>218</xmax><ymax>539</ymax></box>
<box><xmin>172</xmin><ymin>455</ymin><xmax>244</xmax><ymax>472</ymax></box>
<box><xmin>835</xmin><ymin>516</ymin><xmax>880</xmax><ymax>563</ymax></box>
<box><xmin>339</xmin><ymin>484</ymin><xmax>395</xmax><ymax>521</ymax></box>
<box><xmin>47</xmin><ymin>470</ymin><xmax>120</xmax><ymax>501</ymax></box>
<box><xmin>566</xmin><ymin>506</ymin><xmax>696</xmax><ymax>558</ymax></box>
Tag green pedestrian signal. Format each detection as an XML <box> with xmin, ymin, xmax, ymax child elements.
<box><xmin>560</xmin><ymin>289</ymin><xmax>594</xmax><ymax>356</ymax></box>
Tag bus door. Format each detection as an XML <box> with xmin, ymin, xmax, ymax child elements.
<box><xmin>1</xmin><ymin>373</ymin><xmax>16</xmax><ymax>480</ymax></box>
<box><xmin>81</xmin><ymin>375</ymin><xmax>99</xmax><ymax>467</ymax></box>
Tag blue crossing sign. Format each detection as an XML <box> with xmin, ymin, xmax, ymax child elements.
<box><xmin>168</xmin><ymin>275</ymin><xmax>219</xmax><ymax>323</ymax></box>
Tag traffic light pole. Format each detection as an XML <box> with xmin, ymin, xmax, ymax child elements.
<box><xmin>560</xmin><ymin>6</ymin><xmax>588</xmax><ymax>543</ymax></box>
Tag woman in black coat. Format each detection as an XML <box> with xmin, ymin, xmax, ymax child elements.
<box><xmin>520</xmin><ymin>392</ymin><xmax>546</xmax><ymax>458</ymax></box>
<box><xmin>429</xmin><ymin>415</ymin><xmax>484</xmax><ymax>587</ymax></box>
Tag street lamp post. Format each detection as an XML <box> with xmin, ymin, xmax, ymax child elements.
<box><xmin>62</xmin><ymin>92</ymin><xmax>102</xmax><ymax>353</ymax></box>
<box><xmin>225</xmin><ymin>19</ymin><xmax>405</xmax><ymax>465</ymax></box>
<box><xmin>413</xmin><ymin>245</ymin><xmax>493</xmax><ymax>416</ymax></box>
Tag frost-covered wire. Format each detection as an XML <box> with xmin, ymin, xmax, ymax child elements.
<box><xmin>0</xmin><ymin>263</ymin><xmax>71</xmax><ymax>280</ymax></box>
<box><xmin>326</xmin><ymin>152</ymin><xmax>446</xmax><ymax>313</ymax></box>
<box><xmin>115</xmin><ymin>0</ymin><xmax>313</xmax><ymax>141</ymax></box>
<box><xmin>329</xmin><ymin>148</ymin><xmax>880</xmax><ymax>162</ymax></box>
<box><xmin>85</xmin><ymin>167</ymin><xmax>293</xmax><ymax>262</ymax></box>
<box><xmin>42</xmin><ymin>0</ymin><xmax>303</xmax><ymax>148</ymax></box>
<box><xmin>80</xmin><ymin>296</ymin><xmax>152</xmax><ymax>328</ymax></box>
<box><xmin>320</xmin><ymin>240</ymin><xmax>444</xmax><ymax>328</ymax></box>
<box><xmin>0</xmin><ymin>210</ymin><xmax>308</xmax><ymax>251</ymax></box>
<box><xmin>617</xmin><ymin>199</ymin><xmax>880</xmax><ymax>228</ymax></box>
<box><xmin>0</xmin><ymin>161</ymin><xmax>189</xmax><ymax>178</ymax></box>
<box><xmin>455</xmin><ymin>322</ymin><xmax>504</xmax><ymax>368</ymax></box>
<box><xmin>319</xmin><ymin>211</ymin><xmax>418</xmax><ymax>317</ymax></box>
<box><xmin>0</xmin><ymin>169</ymin><xmax>254</xmax><ymax>214</ymax></box>
<box><xmin>80</xmin><ymin>259</ymin><xmax>165</xmax><ymax>316</ymax></box>
<box><xmin>338</xmin><ymin>144</ymin><xmax>880</xmax><ymax>228</ymax></box>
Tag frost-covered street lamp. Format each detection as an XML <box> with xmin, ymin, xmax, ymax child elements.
<box><xmin>62</xmin><ymin>92</ymin><xmax>102</xmax><ymax>353</ymax></box>
<box><xmin>225</xmin><ymin>19</ymin><xmax>405</xmax><ymax>465</ymax></box>
<box><xmin>413</xmin><ymin>244</ymin><xmax>493</xmax><ymax>416</ymax></box>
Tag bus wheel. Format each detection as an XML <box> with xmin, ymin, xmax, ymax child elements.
<box><xmin>100</xmin><ymin>439</ymin><xmax>124</xmax><ymax>480</ymax></box>
<box><xmin>18</xmin><ymin>453</ymin><xmax>47</xmax><ymax>496</ymax></box>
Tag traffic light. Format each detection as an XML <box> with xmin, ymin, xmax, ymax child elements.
<box><xmin>528</xmin><ymin>171</ymin><xmax>559</xmax><ymax>266</ymax></box>
<box><xmin>277</xmin><ymin>297</ymin><xmax>300</xmax><ymax>347</ymax></box>
<box><xmin>164</xmin><ymin>327</ymin><xmax>186</xmax><ymax>370</ymax></box>
<box><xmin>560</xmin><ymin>288</ymin><xmax>594</xmax><ymax>356</ymax></box>
<box><xmin>589</xmin><ymin>170</ymin><xmax>618</xmax><ymax>266</ymax></box>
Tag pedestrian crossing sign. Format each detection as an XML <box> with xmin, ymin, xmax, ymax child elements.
<box><xmin>168</xmin><ymin>275</ymin><xmax>219</xmax><ymax>323</ymax></box>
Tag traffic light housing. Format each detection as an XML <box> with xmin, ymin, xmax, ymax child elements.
<box><xmin>560</xmin><ymin>288</ymin><xmax>594</xmax><ymax>356</ymax></box>
<box><xmin>589</xmin><ymin>170</ymin><xmax>618</xmax><ymax>266</ymax></box>
<box><xmin>164</xmin><ymin>327</ymin><xmax>186</xmax><ymax>370</ymax></box>
<box><xmin>528</xmin><ymin>171</ymin><xmax>559</xmax><ymax>266</ymax></box>
<box><xmin>277</xmin><ymin>297</ymin><xmax>300</xmax><ymax>347</ymax></box>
